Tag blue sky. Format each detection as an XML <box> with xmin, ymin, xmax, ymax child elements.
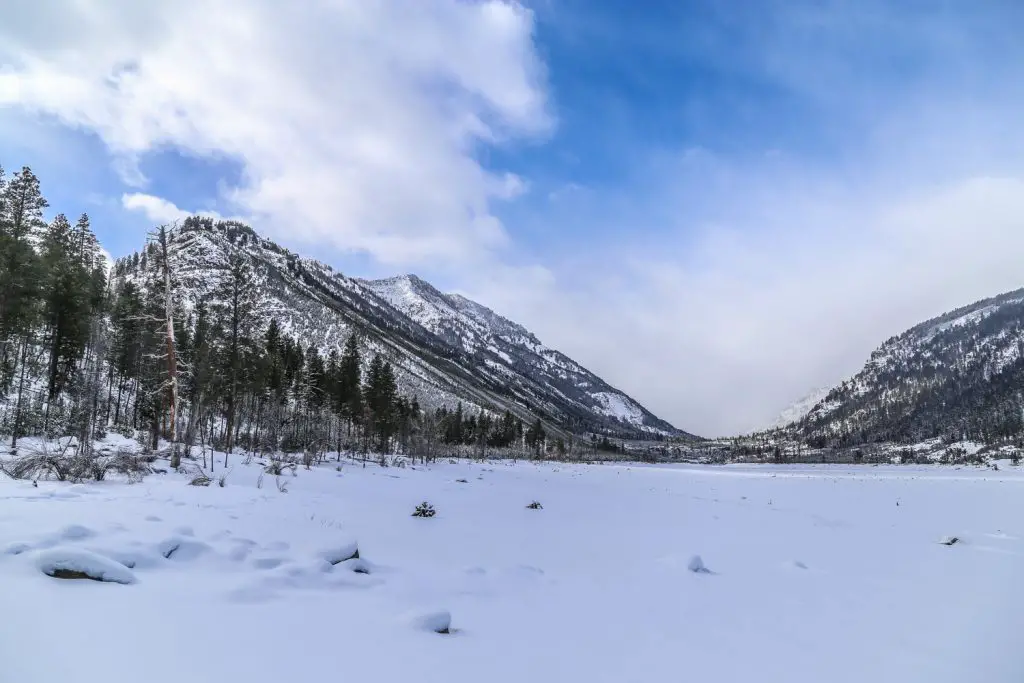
<box><xmin>3</xmin><ymin>0</ymin><xmax>1024</xmax><ymax>435</ymax></box>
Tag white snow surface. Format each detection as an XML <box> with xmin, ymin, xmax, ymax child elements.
<box><xmin>592</xmin><ymin>391</ymin><xmax>645</xmax><ymax>425</ymax></box>
<box><xmin>770</xmin><ymin>387</ymin><xmax>831</xmax><ymax>429</ymax></box>
<box><xmin>3</xmin><ymin>455</ymin><xmax>1024</xmax><ymax>682</ymax></box>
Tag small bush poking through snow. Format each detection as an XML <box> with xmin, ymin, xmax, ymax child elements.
<box><xmin>36</xmin><ymin>548</ymin><xmax>138</xmax><ymax>584</ymax></box>
<box><xmin>526</xmin><ymin>501</ymin><xmax>543</xmax><ymax>510</ymax></box>
<box><xmin>412</xmin><ymin>502</ymin><xmax>436</xmax><ymax>518</ymax></box>
<box><xmin>189</xmin><ymin>474</ymin><xmax>211</xmax><ymax>487</ymax></box>
<box><xmin>265</xmin><ymin>455</ymin><xmax>298</xmax><ymax>476</ymax></box>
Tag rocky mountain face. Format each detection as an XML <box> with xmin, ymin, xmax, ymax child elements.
<box><xmin>792</xmin><ymin>287</ymin><xmax>1024</xmax><ymax>448</ymax></box>
<box><xmin>131</xmin><ymin>218</ymin><xmax>686</xmax><ymax>439</ymax></box>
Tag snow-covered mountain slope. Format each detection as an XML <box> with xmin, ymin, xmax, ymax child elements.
<box><xmin>795</xmin><ymin>287</ymin><xmax>1024</xmax><ymax>446</ymax></box>
<box><xmin>124</xmin><ymin>219</ymin><xmax>688</xmax><ymax>438</ymax></box>
<box><xmin>361</xmin><ymin>274</ymin><xmax>684</xmax><ymax>437</ymax></box>
<box><xmin>769</xmin><ymin>387</ymin><xmax>830</xmax><ymax>430</ymax></box>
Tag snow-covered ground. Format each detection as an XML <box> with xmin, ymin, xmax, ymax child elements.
<box><xmin>3</xmin><ymin>453</ymin><xmax>1024</xmax><ymax>682</ymax></box>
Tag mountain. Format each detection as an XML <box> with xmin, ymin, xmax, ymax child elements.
<box><xmin>792</xmin><ymin>287</ymin><xmax>1024</xmax><ymax>448</ymax></box>
<box><xmin>769</xmin><ymin>387</ymin><xmax>830</xmax><ymax>430</ymax></box>
<box><xmin>128</xmin><ymin>218</ymin><xmax>687</xmax><ymax>439</ymax></box>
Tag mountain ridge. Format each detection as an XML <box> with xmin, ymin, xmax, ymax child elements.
<box><xmin>787</xmin><ymin>286</ymin><xmax>1024</xmax><ymax>448</ymax></box>
<box><xmin>126</xmin><ymin>218</ymin><xmax>690</xmax><ymax>440</ymax></box>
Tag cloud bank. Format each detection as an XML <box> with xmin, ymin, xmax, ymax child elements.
<box><xmin>0</xmin><ymin>0</ymin><xmax>550</xmax><ymax>265</ymax></box>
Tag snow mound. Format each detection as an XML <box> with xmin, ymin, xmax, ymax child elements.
<box><xmin>158</xmin><ymin>537</ymin><xmax>212</xmax><ymax>561</ymax></box>
<box><xmin>3</xmin><ymin>542</ymin><xmax>32</xmax><ymax>556</ymax></box>
<box><xmin>408</xmin><ymin>609</ymin><xmax>452</xmax><ymax>634</ymax></box>
<box><xmin>91</xmin><ymin>547</ymin><xmax>163</xmax><ymax>570</ymax></box>
<box><xmin>36</xmin><ymin>548</ymin><xmax>138</xmax><ymax>584</ymax></box>
<box><xmin>318</xmin><ymin>541</ymin><xmax>360</xmax><ymax>565</ymax></box>
<box><xmin>688</xmin><ymin>555</ymin><xmax>711</xmax><ymax>574</ymax></box>
<box><xmin>58</xmin><ymin>524</ymin><xmax>96</xmax><ymax>541</ymax></box>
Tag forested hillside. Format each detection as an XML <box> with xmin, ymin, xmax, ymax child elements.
<box><xmin>0</xmin><ymin>164</ymin><xmax>669</xmax><ymax>473</ymax></box>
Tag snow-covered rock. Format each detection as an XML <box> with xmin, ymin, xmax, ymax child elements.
<box><xmin>35</xmin><ymin>548</ymin><xmax>138</xmax><ymax>584</ymax></box>
<box><xmin>318</xmin><ymin>541</ymin><xmax>360</xmax><ymax>565</ymax></box>
<box><xmin>687</xmin><ymin>555</ymin><xmax>710</xmax><ymax>574</ymax></box>
<box><xmin>407</xmin><ymin>609</ymin><xmax>452</xmax><ymax>634</ymax></box>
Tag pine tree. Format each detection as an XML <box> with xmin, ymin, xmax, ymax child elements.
<box><xmin>0</xmin><ymin>166</ymin><xmax>45</xmax><ymax>391</ymax></box>
<box><xmin>526</xmin><ymin>418</ymin><xmax>546</xmax><ymax>458</ymax></box>
<box><xmin>40</xmin><ymin>214</ymin><xmax>92</xmax><ymax>408</ymax></box>
<box><xmin>213</xmin><ymin>248</ymin><xmax>261</xmax><ymax>462</ymax></box>
<box><xmin>338</xmin><ymin>332</ymin><xmax>363</xmax><ymax>435</ymax></box>
<box><xmin>4</xmin><ymin>166</ymin><xmax>48</xmax><ymax>240</ymax></box>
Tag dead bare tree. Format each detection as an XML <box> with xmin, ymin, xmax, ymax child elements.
<box><xmin>154</xmin><ymin>225</ymin><xmax>179</xmax><ymax>465</ymax></box>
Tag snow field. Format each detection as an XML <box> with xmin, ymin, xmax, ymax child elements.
<box><xmin>2</xmin><ymin>455</ymin><xmax>1024</xmax><ymax>682</ymax></box>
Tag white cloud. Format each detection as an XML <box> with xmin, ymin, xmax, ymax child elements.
<box><xmin>0</xmin><ymin>0</ymin><xmax>550</xmax><ymax>266</ymax></box>
<box><xmin>121</xmin><ymin>193</ymin><xmax>192</xmax><ymax>224</ymax></box>
<box><xmin>467</xmin><ymin>168</ymin><xmax>1024</xmax><ymax>437</ymax></box>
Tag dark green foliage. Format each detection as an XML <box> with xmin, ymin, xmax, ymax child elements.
<box><xmin>412</xmin><ymin>501</ymin><xmax>436</xmax><ymax>518</ymax></box>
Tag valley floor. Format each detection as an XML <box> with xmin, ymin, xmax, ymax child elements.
<box><xmin>2</xmin><ymin>450</ymin><xmax>1023</xmax><ymax>682</ymax></box>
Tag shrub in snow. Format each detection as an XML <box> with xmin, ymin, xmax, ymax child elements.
<box><xmin>36</xmin><ymin>548</ymin><xmax>138</xmax><ymax>584</ymax></box>
<box><xmin>319</xmin><ymin>542</ymin><xmax>360</xmax><ymax>565</ymax></box>
<box><xmin>412</xmin><ymin>502</ymin><xmax>436</xmax><ymax>518</ymax></box>
<box><xmin>688</xmin><ymin>555</ymin><xmax>711</xmax><ymax>574</ymax></box>
<box><xmin>265</xmin><ymin>454</ymin><xmax>298</xmax><ymax>476</ymax></box>
<box><xmin>189</xmin><ymin>474</ymin><xmax>211</xmax><ymax>487</ymax></box>
<box><xmin>526</xmin><ymin>501</ymin><xmax>543</xmax><ymax>510</ymax></box>
<box><xmin>0</xmin><ymin>442</ymin><xmax>147</xmax><ymax>483</ymax></box>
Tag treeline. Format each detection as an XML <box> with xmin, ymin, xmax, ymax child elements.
<box><xmin>0</xmin><ymin>164</ymin><xmax>564</xmax><ymax>467</ymax></box>
<box><xmin>0</xmin><ymin>165</ymin><xmax>108</xmax><ymax>449</ymax></box>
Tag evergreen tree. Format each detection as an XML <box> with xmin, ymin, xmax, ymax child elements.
<box><xmin>526</xmin><ymin>418</ymin><xmax>546</xmax><ymax>458</ymax></box>
<box><xmin>338</xmin><ymin>332</ymin><xmax>363</xmax><ymax>433</ymax></box>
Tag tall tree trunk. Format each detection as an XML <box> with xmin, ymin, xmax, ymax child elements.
<box><xmin>11</xmin><ymin>336</ymin><xmax>30</xmax><ymax>449</ymax></box>
<box><xmin>158</xmin><ymin>226</ymin><xmax>180</xmax><ymax>468</ymax></box>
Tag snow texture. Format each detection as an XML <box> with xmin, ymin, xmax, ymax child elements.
<box><xmin>3</xmin><ymin>451</ymin><xmax>1024</xmax><ymax>682</ymax></box>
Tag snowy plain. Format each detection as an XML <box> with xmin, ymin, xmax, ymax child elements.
<box><xmin>2</xmin><ymin>450</ymin><xmax>1024</xmax><ymax>682</ymax></box>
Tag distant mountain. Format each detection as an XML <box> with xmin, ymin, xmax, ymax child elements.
<box><xmin>793</xmin><ymin>288</ymin><xmax>1024</xmax><ymax>448</ymax></box>
<box><xmin>127</xmin><ymin>219</ymin><xmax>688</xmax><ymax>439</ymax></box>
<box><xmin>769</xmin><ymin>387</ymin><xmax>830</xmax><ymax>430</ymax></box>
